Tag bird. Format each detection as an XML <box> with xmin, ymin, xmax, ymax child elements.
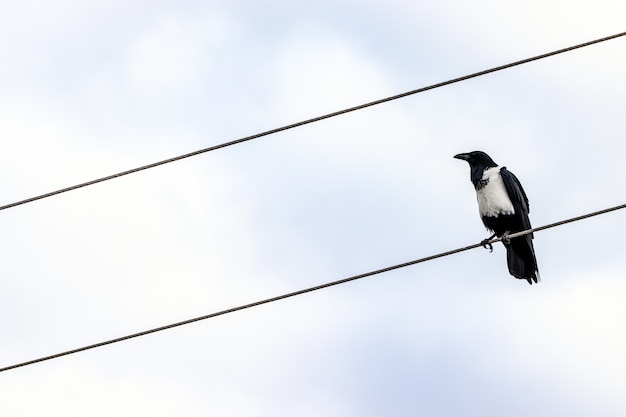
<box><xmin>454</xmin><ymin>151</ymin><xmax>539</xmax><ymax>284</ymax></box>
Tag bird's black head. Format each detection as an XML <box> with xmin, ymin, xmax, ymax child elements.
<box><xmin>453</xmin><ymin>151</ymin><xmax>498</xmax><ymax>168</ymax></box>
<box><xmin>454</xmin><ymin>151</ymin><xmax>499</xmax><ymax>186</ymax></box>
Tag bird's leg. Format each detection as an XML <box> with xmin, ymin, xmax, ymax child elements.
<box><xmin>481</xmin><ymin>233</ymin><xmax>497</xmax><ymax>252</ymax></box>
<box><xmin>501</xmin><ymin>231</ymin><xmax>511</xmax><ymax>245</ymax></box>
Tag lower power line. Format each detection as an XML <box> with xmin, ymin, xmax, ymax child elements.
<box><xmin>0</xmin><ymin>203</ymin><xmax>624</xmax><ymax>373</ymax></box>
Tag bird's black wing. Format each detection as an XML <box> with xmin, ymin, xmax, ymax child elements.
<box><xmin>500</xmin><ymin>167</ymin><xmax>532</xmax><ymax>231</ymax></box>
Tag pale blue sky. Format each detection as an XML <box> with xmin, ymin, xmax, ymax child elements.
<box><xmin>1</xmin><ymin>1</ymin><xmax>625</xmax><ymax>416</ymax></box>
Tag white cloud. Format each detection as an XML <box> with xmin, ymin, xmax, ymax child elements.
<box><xmin>126</xmin><ymin>10</ymin><xmax>233</xmax><ymax>96</ymax></box>
<box><xmin>1</xmin><ymin>361</ymin><xmax>206</xmax><ymax>417</ymax></box>
<box><xmin>497</xmin><ymin>270</ymin><xmax>626</xmax><ymax>413</ymax></box>
<box><xmin>269</xmin><ymin>24</ymin><xmax>391</xmax><ymax>116</ymax></box>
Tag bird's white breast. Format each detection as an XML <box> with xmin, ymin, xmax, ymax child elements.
<box><xmin>476</xmin><ymin>167</ymin><xmax>515</xmax><ymax>217</ymax></box>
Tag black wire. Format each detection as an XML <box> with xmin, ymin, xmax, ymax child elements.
<box><xmin>1</xmin><ymin>203</ymin><xmax>623</xmax><ymax>373</ymax></box>
<box><xmin>1</xmin><ymin>31</ymin><xmax>625</xmax><ymax>212</ymax></box>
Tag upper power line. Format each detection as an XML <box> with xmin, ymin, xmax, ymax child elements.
<box><xmin>1</xmin><ymin>31</ymin><xmax>625</xmax><ymax>213</ymax></box>
<box><xmin>1</xmin><ymin>203</ymin><xmax>624</xmax><ymax>373</ymax></box>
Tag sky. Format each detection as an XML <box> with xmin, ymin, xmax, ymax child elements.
<box><xmin>0</xmin><ymin>1</ymin><xmax>625</xmax><ymax>416</ymax></box>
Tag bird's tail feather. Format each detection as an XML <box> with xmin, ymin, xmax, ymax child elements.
<box><xmin>505</xmin><ymin>236</ymin><xmax>540</xmax><ymax>284</ymax></box>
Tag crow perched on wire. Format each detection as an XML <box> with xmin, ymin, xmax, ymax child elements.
<box><xmin>454</xmin><ymin>151</ymin><xmax>539</xmax><ymax>284</ymax></box>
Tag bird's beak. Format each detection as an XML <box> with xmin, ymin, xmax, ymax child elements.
<box><xmin>454</xmin><ymin>153</ymin><xmax>470</xmax><ymax>161</ymax></box>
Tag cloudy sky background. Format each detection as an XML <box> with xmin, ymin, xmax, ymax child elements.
<box><xmin>1</xmin><ymin>1</ymin><xmax>625</xmax><ymax>416</ymax></box>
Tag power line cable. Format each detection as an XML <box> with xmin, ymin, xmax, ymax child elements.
<box><xmin>1</xmin><ymin>203</ymin><xmax>623</xmax><ymax>373</ymax></box>
<box><xmin>1</xmin><ymin>31</ymin><xmax>625</xmax><ymax>213</ymax></box>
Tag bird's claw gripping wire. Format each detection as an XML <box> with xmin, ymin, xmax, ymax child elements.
<box><xmin>481</xmin><ymin>233</ymin><xmax>497</xmax><ymax>252</ymax></box>
<box><xmin>481</xmin><ymin>231</ymin><xmax>513</xmax><ymax>252</ymax></box>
